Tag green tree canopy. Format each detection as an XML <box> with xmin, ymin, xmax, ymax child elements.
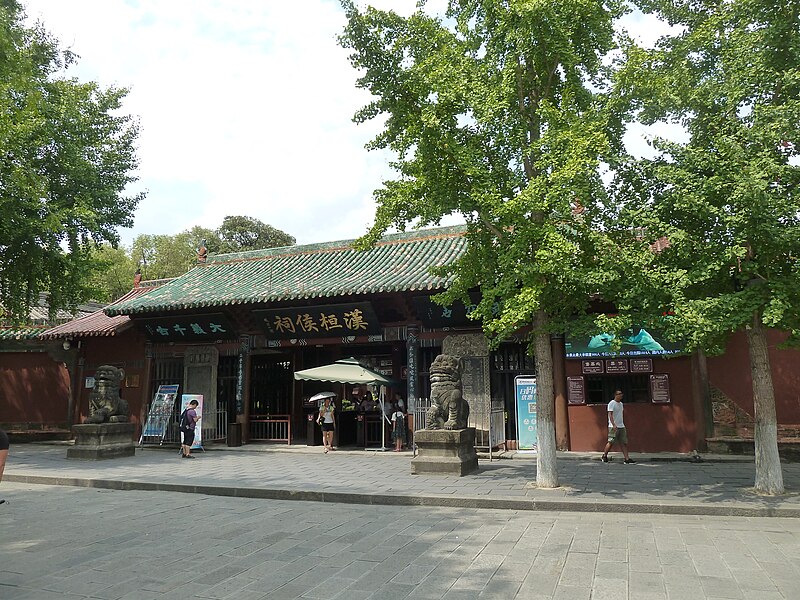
<box><xmin>89</xmin><ymin>217</ymin><xmax>296</xmax><ymax>298</ymax></box>
<box><xmin>0</xmin><ymin>0</ymin><xmax>143</xmax><ymax>321</ymax></box>
<box><xmin>617</xmin><ymin>0</ymin><xmax>800</xmax><ymax>493</ymax></box>
<box><xmin>132</xmin><ymin>226</ymin><xmax>220</xmax><ymax>281</ymax></box>
<box><xmin>218</xmin><ymin>215</ymin><xmax>296</xmax><ymax>251</ymax></box>
<box><xmin>85</xmin><ymin>243</ymin><xmax>136</xmax><ymax>303</ymax></box>
<box><xmin>340</xmin><ymin>0</ymin><xmax>627</xmax><ymax>487</ymax></box>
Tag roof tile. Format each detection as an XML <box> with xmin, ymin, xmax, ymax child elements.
<box><xmin>106</xmin><ymin>225</ymin><xmax>467</xmax><ymax>316</ymax></box>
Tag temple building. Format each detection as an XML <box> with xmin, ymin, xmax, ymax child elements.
<box><xmin>17</xmin><ymin>224</ymin><xmax>800</xmax><ymax>454</ymax></box>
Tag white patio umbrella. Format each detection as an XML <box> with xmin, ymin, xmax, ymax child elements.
<box><xmin>293</xmin><ymin>357</ymin><xmax>393</xmax><ymax>386</ymax></box>
<box><xmin>294</xmin><ymin>358</ymin><xmax>393</xmax><ymax>450</ymax></box>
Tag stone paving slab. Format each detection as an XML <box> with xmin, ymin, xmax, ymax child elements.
<box><xmin>4</xmin><ymin>444</ymin><xmax>800</xmax><ymax>517</ymax></box>
<box><xmin>3</xmin><ymin>483</ymin><xmax>800</xmax><ymax>599</ymax></box>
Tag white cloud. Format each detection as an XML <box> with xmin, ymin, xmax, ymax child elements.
<box><xmin>23</xmin><ymin>0</ymin><xmax>408</xmax><ymax>245</ymax></box>
<box><xmin>22</xmin><ymin>1</ymin><xmax>683</xmax><ymax>248</ymax></box>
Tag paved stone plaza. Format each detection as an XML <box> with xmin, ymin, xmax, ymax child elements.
<box><xmin>2</xmin><ymin>482</ymin><xmax>800</xmax><ymax>600</ymax></box>
<box><xmin>5</xmin><ymin>445</ymin><xmax>800</xmax><ymax>516</ymax></box>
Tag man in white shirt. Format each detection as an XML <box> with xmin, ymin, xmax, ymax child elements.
<box><xmin>601</xmin><ymin>390</ymin><xmax>635</xmax><ymax>464</ymax></box>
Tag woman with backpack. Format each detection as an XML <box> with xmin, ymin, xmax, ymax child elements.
<box><xmin>179</xmin><ymin>399</ymin><xmax>200</xmax><ymax>459</ymax></box>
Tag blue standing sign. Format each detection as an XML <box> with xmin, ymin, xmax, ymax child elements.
<box><xmin>515</xmin><ymin>376</ymin><xmax>538</xmax><ymax>452</ymax></box>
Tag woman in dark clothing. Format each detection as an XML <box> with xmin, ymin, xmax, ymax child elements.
<box><xmin>0</xmin><ymin>428</ymin><xmax>9</xmax><ymax>504</ymax></box>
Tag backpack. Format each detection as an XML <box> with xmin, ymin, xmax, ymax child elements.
<box><xmin>179</xmin><ymin>409</ymin><xmax>191</xmax><ymax>430</ymax></box>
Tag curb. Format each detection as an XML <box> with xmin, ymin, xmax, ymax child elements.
<box><xmin>6</xmin><ymin>473</ymin><xmax>799</xmax><ymax>519</ymax></box>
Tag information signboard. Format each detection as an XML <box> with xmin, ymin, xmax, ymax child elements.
<box><xmin>139</xmin><ymin>384</ymin><xmax>180</xmax><ymax>445</ymax></box>
<box><xmin>567</xmin><ymin>376</ymin><xmax>586</xmax><ymax>405</ymax></box>
<box><xmin>630</xmin><ymin>358</ymin><xmax>654</xmax><ymax>373</ymax></box>
<box><xmin>605</xmin><ymin>359</ymin><xmax>629</xmax><ymax>374</ymax></box>
<box><xmin>581</xmin><ymin>360</ymin><xmax>604</xmax><ymax>374</ymax></box>
<box><xmin>515</xmin><ymin>376</ymin><xmax>538</xmax><ymax>452</ymax></box>
<box><xmin>650</xmin><ymin>374</ymin><xmax>671</xmax><ymax>404</ymax></box>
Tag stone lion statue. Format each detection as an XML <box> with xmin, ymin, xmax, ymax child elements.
<box><xmin>426</xmin><ymin>354</ymin><xmax>470</xmax><ymax>430</ymax></box>
<box><xmin>85</xmin><ymin>365</ymin><xmax>130</xmax><ymax>424</ymax></box>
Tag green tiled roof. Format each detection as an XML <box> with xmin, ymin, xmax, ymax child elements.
<box><xmin>0</xmin><ymin>326</ymin><xmax>48</xmax><ymax>340</ymax></box>
<box><xmin>106</xmin><ymin>225</ymin><xmax>467</xmax><ymax>316</ymax></box>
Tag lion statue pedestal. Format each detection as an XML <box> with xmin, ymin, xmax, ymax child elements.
<box><xmin>411</xmin><ymin>354</ymin><xmax>478</xmax><ymax>476</ymax></box>
<box><xmin>67</xmin><ymin>365</ymin><xmax>135</xmax><ymax>460</ymax></box>
<box><xmin>67</xmin><ymin>423</ymin><xmax>136</xmax><ymax>460</ymax></box>
<box><xmin>411</xmin><ymin>428</ymin><xmax>478</xmax><ymax>476</ymax></box>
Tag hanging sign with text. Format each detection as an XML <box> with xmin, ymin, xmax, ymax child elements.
<box><xmin>139</xmin><ymin>313</ymin><xmax>236</xmax><ymax>341</ymax></box>
<box><xmin>253</xmin><ymin>302</ymin><xmax>381</xmax><ymax>339</ymax></box>
<box><xmin>412</xmin><ymin>294</ymin><xmax>482</xmax><ymax>328</ymax></box>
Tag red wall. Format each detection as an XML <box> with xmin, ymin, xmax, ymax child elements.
<box><xmin>566</xmin><ymin>356</ymin><xmax>699</xmax><ymax>452</ymax></box>
<box><xmin>707</xmin><ymin>330</ymin><xmax>800</xmax><ymax>424</ymax></box>
<box><xmin>77</xmin><ymin>330</ymin><xmax>149</xmax><ymax>434</ymax></box>
<box><xmin>0</xmin><ymin>351</ymin><xmax>70</xmax><ymax>427</ymax></box>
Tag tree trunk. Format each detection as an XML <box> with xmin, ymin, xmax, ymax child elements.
<box><xmin>690</xmin><ymin>348</ymin><xmax>713</xmax><ymax>450</ymax></box>
<box><xmin>534</xmin><ymin>310</ymin><xmax>559</xmax><ymax>488</ymax></box>
<box><xmin>551</xmin><ymin>333</ymin><xmax>570</xmax><ymax>450</ymax></box>
<box><xmin>746</xmin><ymin>313</ymin><xmax>784</xmax><ymax>495</ymax></box>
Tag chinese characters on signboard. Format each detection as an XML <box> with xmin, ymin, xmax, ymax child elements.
<box><xmin>253</xmin><ymin>303</ymin><xmax>381</xmax><ymax>339</ymax></box>
<box><xmin>514</xmin><ymin>376</ymin><xmax>538</xmax><ymax>451</ymax></box>
<box><xmin>581</xmin><ymin>360</ymin><xmax>604</xmax><ymax>374</ymax></box>
<box><xmin>567</xmin><ymin>376</ymin><xmax>586</xmax><ymax>404</ymax></box>
<box><xmin>411</xmin><ymin>294</ymin><xmax>487</xmax><ymax>328</ymax></box>
<box><xmin>605</xmin><ymin>359</ymin><xmax>629</xmax><ymax>374</ymax></box>
<box><xmin>650</xmin><ymin>374</ymin><xmax>671</xmax><ymax>403</ymax></box>
<box><xmin>139</xmin><ymin>314</ymin><xmax>236</xmax><ymax>341</ymax></box>
<box><xmin>630</xmin><ymin>359</ymin><xmax>654</xmax><ymax>373</ymax></box>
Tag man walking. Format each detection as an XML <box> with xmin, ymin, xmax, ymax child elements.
<box><xmin>602</xmin><ymin>390</ymin><xmax>635</xmax><ymax>464</ymax></box>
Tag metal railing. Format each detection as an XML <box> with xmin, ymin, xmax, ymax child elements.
<box><xmin>249</xmin><ymin>414</ymin><xmax>291</xmax><ymax>444</ymax></box>
<box><xmin>148</xmin><ymin>405</ymin><xmax>227</xmax><ymax>445</ymax></box>
<box><xmin>363</xmin><ymin>413</ymin><xmax>388</xmax><ymax>447</ymax></box>
<box><xmin>411</xmin><ymin>397</ymin><xmax>507</xmax><ymax>459</ymax></box>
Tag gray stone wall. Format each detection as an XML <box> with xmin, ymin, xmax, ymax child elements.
<box><xmin>442</xmin><ymin>333</ymin><xmax>490</xmax><ymax>431</ymax></box>
<box><xmin>184</xmin><ymin>345</ymin><xmax>219</xmax><ymax>440</ymax></box>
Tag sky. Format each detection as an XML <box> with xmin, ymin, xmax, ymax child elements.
<box><xmin>22</xmin><ymin>0</ymin><xmax>676</xmax><ymax>248</ymax></box>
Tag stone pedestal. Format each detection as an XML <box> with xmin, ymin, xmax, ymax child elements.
<box><xmin>67</xmin><ymin>423</ymin><xmax>136</xmax><ymax>460</ymax></box>
<box><xmin>411</xmin><ymin>428</ymin><xmax>478</xmax><ymax>476</ymax></box>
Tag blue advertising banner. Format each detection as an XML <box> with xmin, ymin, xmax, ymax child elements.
<box><xmin>515</xmin><ymin>376</ymin><xmax>537</xmax><ymax>452</ymax></box>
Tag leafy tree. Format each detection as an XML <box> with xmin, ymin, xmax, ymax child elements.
<box><xmin>340</xmin><ymin>0</ymin><xmax>626</xmax><ymax>487</ymax></box>
<box><xmin>218</xmin><ymin>215</ymin><xmax>296</xmax><ymax>252</ymax></box>
<box><xmin>0</xmin><ymin>0</ymin><xmax>143</xmax><ymax>321</ymax></box>
<box><xmin>618</xmin><ymin>0</ymin><xmax>800</xmax><ymax>493</ymax></box>
<box><xmin>131</xmin><ymin>227</ymin><xmax>220</xmax><ymax>281</ymax></box>
<box><xmin>126</xmin><ymin>219</ymin><xmax>295</xmax><ymax>282</ymax></box>
<box><xmin>86</xmin><ymin>243</ymin><xmax>137</xmax><ymax>302</ymax></box>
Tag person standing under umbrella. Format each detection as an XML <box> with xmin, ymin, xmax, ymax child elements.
<box><xmin>318</xmin><ymin>396</ymin><xmax>336</xmax><ymax>453</ymax></box>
